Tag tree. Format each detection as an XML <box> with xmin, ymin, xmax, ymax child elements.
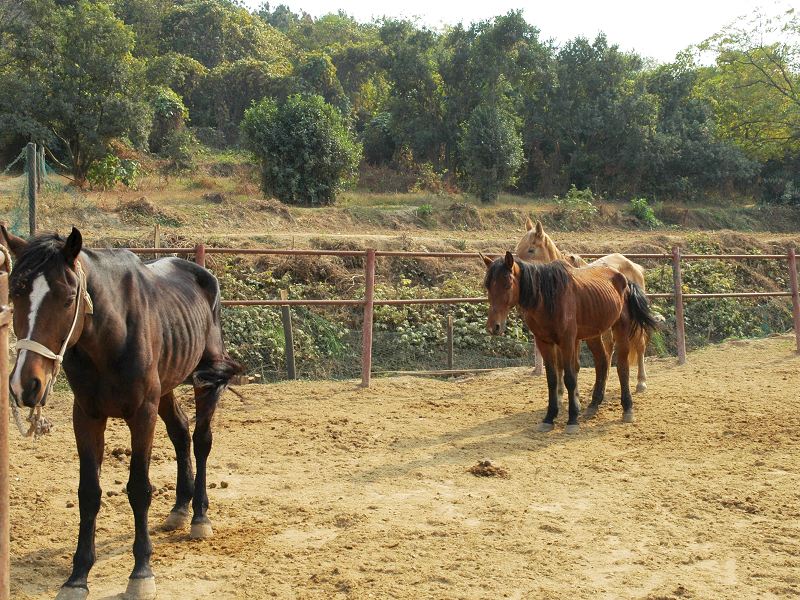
<box><xmin>241</xmin><ymin>94</ymin><xmax>361</xmax><ymax>205</ymax></box>
<box><xmin>459</xmin><ymin>102</ymin><xmax>523</xmax><ymax>202</ymax></box>
<box><xmin>0</xmin><ymin>0</ymin><xmax>151</xmax><ymax>180</ymax></box>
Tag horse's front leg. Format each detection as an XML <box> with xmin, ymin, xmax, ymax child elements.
<box><xmin>124</xmin><ymin>401</ymin><xmax>158</xmax><ymax>600</ymax></box>
<box><xmin>159</xmin><ymin>391</ymin><xmax>195</xmax><ymax>531</ymax></box>
<box><xmin>560</xmin><ymin>340</ymin><xmax>581</xmax><ymax>434</ymax></box>
<box><xmin>536</xmin><ymin>342</ymin><xmax>560</xmax><ymax>433</ymax></box>
<box><xmin>56</xmin><ymin>408</ymin><xmax>106</xmax><ymax>600</ymax></box>
<box><xmin>583</xmin><ymin>335</ymin><xmax>610</xmax><ymax>420</ymax></box>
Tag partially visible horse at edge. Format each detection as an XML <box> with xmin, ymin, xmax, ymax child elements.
<box><xmin>482</xmin><ymin>251</ymin><xmax>659</xmax><ymax>433</ymax></box>
<box><xmin>1</xmin><ymin>226</ymin><xmax>242</xmax><ymax>600</ymax></box>
<box><xmin>515</xmin><ymin>217</ymin><xmax>655</xmax><ymax>393</ymax></box>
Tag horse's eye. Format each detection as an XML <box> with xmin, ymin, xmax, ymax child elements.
<box><xmin>64</xmin><ymin>297</ymin><xmax>76</xmax><ymax>307</ymax></box>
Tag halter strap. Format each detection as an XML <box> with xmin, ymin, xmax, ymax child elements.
<box><xmin>15</xmin><ymin>260</ymin><xmax>91</xmax><ymax>384</ymax></box>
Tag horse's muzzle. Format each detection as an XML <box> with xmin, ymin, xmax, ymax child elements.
<box><xmin>487</xmin><ymin>320</ymin><xmax>506</xmax><ymax>336</ymax></box>
<box><xmin>12</xmin><ymin>377</ymin><xmax>45</xmax><ymax>408</ymax></box>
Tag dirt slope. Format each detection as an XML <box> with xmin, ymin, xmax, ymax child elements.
<box><xmin>8</xmin><ymin>336</ymin><xmax>800</xmax><ymax>599</ymax></box>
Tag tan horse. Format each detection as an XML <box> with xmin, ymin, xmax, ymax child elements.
<box><xmin>515</xmin><ymin>218</ymin><xmax>651</xmax><ymax>393</ymax></box>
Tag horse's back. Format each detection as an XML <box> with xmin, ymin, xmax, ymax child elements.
<box><xmin>588</xmin><ymin>253</ymin><xmax>645</xmax><ymax>288</ymax></box>
<box><xmin>145</xmin><ymin>257</ymin><xmax>221</xmax><ymax>314</ymax></box>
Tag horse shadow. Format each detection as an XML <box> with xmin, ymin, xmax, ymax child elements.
<box><xmin>354</xmin><ymin>406</ymin><xmax>619</xmax><ymax>483</ymax></box>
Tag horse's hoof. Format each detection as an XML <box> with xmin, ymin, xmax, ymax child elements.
<box><xmin>536</xmin><ymin>422</ymin><xmax>555</xmax><ymax>433</ymax></box>
<box><xmin>162</xmin><ymin>509</ymin><xmax>190</xmax><ymax>531</ymax></box>
<box><xmin>55</xmin><ymin>585</ymin><xmax>89</xmax><ymax>600</ymax></box>
<box><xmin>125</xmin><ymin>576</ymin><xmax>156</xmax><ymax>600</ymax></box>
<box><xmin>190</xmin><ymin>521</ymin><xmax>214</xmax><ymax>539</ymax></box>
<box><xmin>583</xmin><ymin>405</ymin><xmax>599</xmax><ymax>420</ymax></box>
<box><xmin>635</xmin><ymin>382</ymin><xmax>647</xmax><ymax>393</ymax></box>
<box><xmin>622</xmin><ymin>410</ymin><xmax>635</xmax><ymax>423</ymax></box>
<box><xmin>564</xmin><ymin>423</ymin><xmax>580</xmax><ymax>435</ymax></box>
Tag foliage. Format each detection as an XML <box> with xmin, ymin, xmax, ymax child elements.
<box><xmin>628</xmin><ymin>198</ymin><xmax>662</xmax><ymax>228</ymax></box>
<box><xmin>87</xmin><ymin>155</ymin><xmax>141</xmax><ymax>190</ymax></box>
<box><xmin>552</xmin><ymin>185</ymin><xmax>599</xmax><ymax>229</ymax></box>
<box><xmin>459</xmin><ymin>102</ymin><xmax>523</xmax><ymax>202</ymax></box>
<box><xmin>161</xmin><ymin>128</ymin><xmax>199</xmax><ymax>172</ymax></box>
<box><xmin>241</xmin><ymin>94</ymin><xmax>362</xmax><ymax>205</ymax></box>
<box><xmin>362</xmin><ymin>112</ymin><xmax>395</xmax><ymax>165</ymax></box>
<box><xmin>149</xmin><ymin>87</ymin><xmax>189</xmax><ymax>153</ymax></box>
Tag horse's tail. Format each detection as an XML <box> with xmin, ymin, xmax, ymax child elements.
<box><xmin>626</xmin><ymin>281</ymin><xmax>659</xmax><ymax>337</ymax></box>
<box><xmin>193</xmin><ymin>356</ymin><xmax>244</xmax><ymax>390</ymax></box>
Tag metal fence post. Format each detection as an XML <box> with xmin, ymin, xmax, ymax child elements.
<box><xmin>446</xmin><ymin>314</ymin><xmax>454</xmax><ymax>370</ymax></box>
<box><xmin>672</xmin><ymin>245</ymin><xmax>687</xmax><ymax>365</ymax></box>
<box><xmin>788</xmin><ymin>247</ymin><xmax>800</xmax><ymax>354</ymax></box>
<box><xmin>361</xmin><ymin>249</ymin><xmax>376</xmax><ymax>387</ymax></box>
<box><xmin>0</xmin><ymin>271</ymin><xmax>11</xmax><ymax>600</ymax></box>
<box><xmin>280</xmin><ymin>290</ymin><xmax>296</xmax><ymax>379</ymax></box>
<box><xmin>194</xmin><ymin>243</ymin><xmax>206</xmax><ymax>268</ymax></box>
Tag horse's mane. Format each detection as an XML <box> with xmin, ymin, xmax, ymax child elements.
<box><xmin>9</xmin><ymin>233</ymin><xmax>69</xmax><ymax>294</ymax></box>
<box><xmin>540</xmin><ymin>232</ymin><xmax>565</xmax><ymax>261</ymax></box>
<box><xmin>485</xmin><ymin>258</ymin><xmax>570</xmax><ymax>315</ymax></box>
<box><xmin>518</xmin><ymin>259</ymin><xmax>570</xmax><ymax>314</ymax></box>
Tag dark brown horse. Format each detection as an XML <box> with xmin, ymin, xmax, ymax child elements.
<box><xmin>482</xmin><ymin>251</ymin><xmax>658</xmax><ymax>433</ymax></box>
<box><xmin>1</xmin><ymin>226</ymin><xmax>242</xmax><ymax>600</ymax></box>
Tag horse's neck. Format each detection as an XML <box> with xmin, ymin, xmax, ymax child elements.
<box><xmin>543</xmin><ymin>235</ymin><xmax>566</xmax><ymax>262</ymax></box>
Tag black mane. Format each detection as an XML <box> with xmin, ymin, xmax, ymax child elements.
<box><xmin>9</xmin><ymin>233</ymin><xmax>69</xmax><ymax>295</ymax></box>
<box><xmin>484</xmin><ymin>258</ymin><xmax>570</xmax><ymax>315</ymax></box>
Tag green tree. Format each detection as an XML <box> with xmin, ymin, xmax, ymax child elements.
<box><xmin>161</xmin><ymin>0</ymin><xmax>292</xmax><ymax>69</ymax></box>
<box><xmin>241</xmin><ymin>94</ymin><xmax>361</xmax><ymax>205</ymax></box>
<box><xmin>459</xmin><ymin>102</ymin><xmax>523</xmax><ymax>202</ymax></box>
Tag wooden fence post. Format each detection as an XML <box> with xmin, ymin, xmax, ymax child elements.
<box><xmin>194</xmin><ymin>243</ymin><xmax>206</xmax><ymax>268</ymax></box>
<box><xmin>446</xmin><ymin>314</ymin><xmax>454</xmax><ymax>370</ymax></box>
<box><xmin>26</xmin><ymin>142</ymin><xmax>36</xmax><ymax>236</ymax></box>
<box><xmin>0</xmin><ymin>271</ymin><xmax>11</xmax><ymax>600</ymax></box>
<box><xmin>672</xmin><ymin>245</ymin><xmax>687</xmax><ymax>365</ymax></box>
<box><xmin>361</xmin><ymin>249</ymin><xmax>376</xmax><ymax>387</ymax></box>
<box><xmin>37</xmin><ymin>145</ymin><xmax>45</xmax><ymax>192</ymax></box>
<box><xmin>153</xmin><ymin>224</ymin><xmax>160</xmax><ymax>260</ymax></box>
<box><xmin>280</xmin><ymin>290</ymin><xmax>296</xmax><ymax>379</ymax></box>
<box><xmin>788</xmin><ymin>247</ymin><xmax>800</xmax><ymax>354</ymax></box>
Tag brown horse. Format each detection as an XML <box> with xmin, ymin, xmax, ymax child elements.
<box><xmin>515</xmin><ymin>218</ymin><xmax>653</xmax><ymax>393</ymax></box>
<box><xmin>482</xmin><ymin>251</ymin><xmax>658</xmax><ymax>433</ymax></box>
<box><xmin>2</xmin><ymin>227</ymin><xmax>242</xmax><ymax>600</ymax></box>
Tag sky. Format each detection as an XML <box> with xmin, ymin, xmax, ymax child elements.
<box><xmin>245</xmin><ymin>0</ymin><xmax>800</xmax><ymax>63</ymax></box>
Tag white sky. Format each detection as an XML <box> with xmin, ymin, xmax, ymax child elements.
<box><xmin>246</xmin><ymin>0</ymin><xmax>800</xmax><ymax>63</ymax></box>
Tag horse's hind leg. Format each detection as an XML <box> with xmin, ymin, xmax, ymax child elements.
<box><xmin>125</xmin><ymin>401</ymin><xmax>159</xmax><ymax>600</ymax></box>
<box><xmin>536</xmin><ymin>342</ymin><xmax>560</xmax><ymax>432</ymax></box>
<box><xmin>634</xmin><ymin>330</ymin><xmax>648</xmax><ymax>393</ymax></box>
<box><xmin>57</xmin><ymin>409</ymin><xmax>106</xmax><ymax>600</ymax></box>
<box><xmin>159</xmin><ymin>391</ymin><xmax>195</xmax><ymax>531</ymax></box>
<box><xmin>189</xmin><ymin>380</ymin><xmax>224</xmax><ymax>539</ymax></box>
<box><xmin>612</xmin><ymin>323</ymin><xmax>635</xmax><ymax>423</ymax></box>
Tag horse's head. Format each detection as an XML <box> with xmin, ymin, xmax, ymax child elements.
<box><xmin>481</xmin><ymin>251</ymin><xmax>520</xmax><ymax>336</ymax></box>
<box><xmin>1</xmin><ymin>226</ymin><xmax>89</xmax><ymax>408</ymax></box>
<box><xmin>514</xmin><ymin>217</ymin><xmax>556</xmax><ymax>263</ymax></box>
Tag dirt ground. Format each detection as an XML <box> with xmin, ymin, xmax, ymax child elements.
<box><xmin>7</xmin><ymin>335</ymin><xmax>800</xmax><ymax>599</ymax></box>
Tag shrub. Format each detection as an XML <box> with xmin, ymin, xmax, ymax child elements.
<box><xmin>240</xmin><ymin>94</ymin><xmax>362</xmax><ymax>206</ymax></box>
<box><xmin>161</xmin><ymin>129</ymin><xmax>200</xmax><ymax>173</ymax></box>
<box><xmin>87</xmin><ymin>155</ymin><xmax>141</xmax><ymax>190</ymax></box>
<box><xmin>628</xmin><ymin>198</ymin><xmax>662</xmax><ymax>228</ymax></box>
<box><xmin>552</xmin><ymin>185</ymin><xmax>598</xmax><ymax>229</ymax></box>
<box><xmin>362</xmin><ymin>112</ymin><xmax>395</xmax><ymax>165</ymax></box>
<box><xmin>149</xmin><ymin>87</ymin><xmax>189</xmax><ymax>153</ymax></box>
<box><xmin>459</xmin><ymin>103</ymin><xmax>523</xmax><ymax>202</ymax></box>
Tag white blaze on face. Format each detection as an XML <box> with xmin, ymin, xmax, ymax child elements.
<box><xmin>11</xmin><ymin>274</ymin><xmax>51</xmax><ymax>401</ymax></box>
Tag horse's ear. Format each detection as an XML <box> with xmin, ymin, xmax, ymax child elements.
<box><xmin>504</xmin><ymin>251</ymin><xmax>514</xmax><ymax>270</ymax></box>
<box><xmin>525</xmin><ymin>216</ymin><xmax>534</xmax><ymax>231</ymax></box>
<box><xmin>0</xmin><ymin>223</ymin><xmax>28</xmax><ymax>258</ymax></box>
<box><xmin>479</xmin><ymin>252</ymin><xmax>493</xmax><ymax>268</ymax></box>
<box><xmin>62</xmin><ymin>227</ymin><xmax>83</xmax><ymax>266</ymax></box>
<box><xmin>534</xmin><ymin>220</ymin><xmax>544</xmax><ymax>236</ymax></box>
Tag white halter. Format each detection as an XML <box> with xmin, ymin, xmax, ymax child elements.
<box><xmin>12</xmin><ymin>259</ymin><xmax>93</xmax><ymax>436</ymax></box>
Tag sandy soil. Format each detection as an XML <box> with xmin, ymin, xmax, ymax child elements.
<box><xmin>7</xmin><ymin>336</ymin><xmax>800</xmax><ymax>599</ymax></box>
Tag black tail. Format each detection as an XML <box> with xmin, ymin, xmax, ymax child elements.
<box><xmin>626</xmin><ymin>281</ymin><xmax>659</xmax><ymax>336</ymax></box>
<box><xmin>193</xmin><ymin>356</ymin><xmax>244</xmax><ymax>389</ymax></box>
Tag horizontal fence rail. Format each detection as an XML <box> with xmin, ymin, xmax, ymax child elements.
<box><xmin>120</xmin><ymin>243</ymin><xmax>800</xmax><ymax>383</ymax></box>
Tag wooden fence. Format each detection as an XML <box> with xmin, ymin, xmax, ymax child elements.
<box><xmin>126</xmin><ymin>244</ymin><xmax>800</xmax><ymax>386</ymax></box>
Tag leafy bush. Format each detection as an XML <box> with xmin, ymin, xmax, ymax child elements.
<box><xmin>459</xmin><ymin>103</ymin><xmax>523</xmax><ymax>202</ymax></box>
<box><xmin>552</xmin><ymin>185</ymin><xmax>598</xmax><ymax>229</ymax></box>
<box><xmin>362</xmin><ymin>112</ymin><xmax>395</xmax><ymax>165</ymax></box>
<box><xmin>162</xmin><ymin>129</ymin><xmax>200</xmax><ymax>173</ymax></box>
<box><xmin>628</xmin><ymin>197</ymin><xmax>662</xmax><ymax>228</ymax></box>
<box><xmin>149</xmin><ymin>87</ymin><xmax>189</xmax><ymax>153</ymax></box>
<box><xmin>240</xmin><ymin>94</ymin><xmax>362</xmax><ymax>206</ymax></box>
<box><xmin>87</xmin><ymin>155</ymin><xmax>141</xmax><ymax>190</ymax></box>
